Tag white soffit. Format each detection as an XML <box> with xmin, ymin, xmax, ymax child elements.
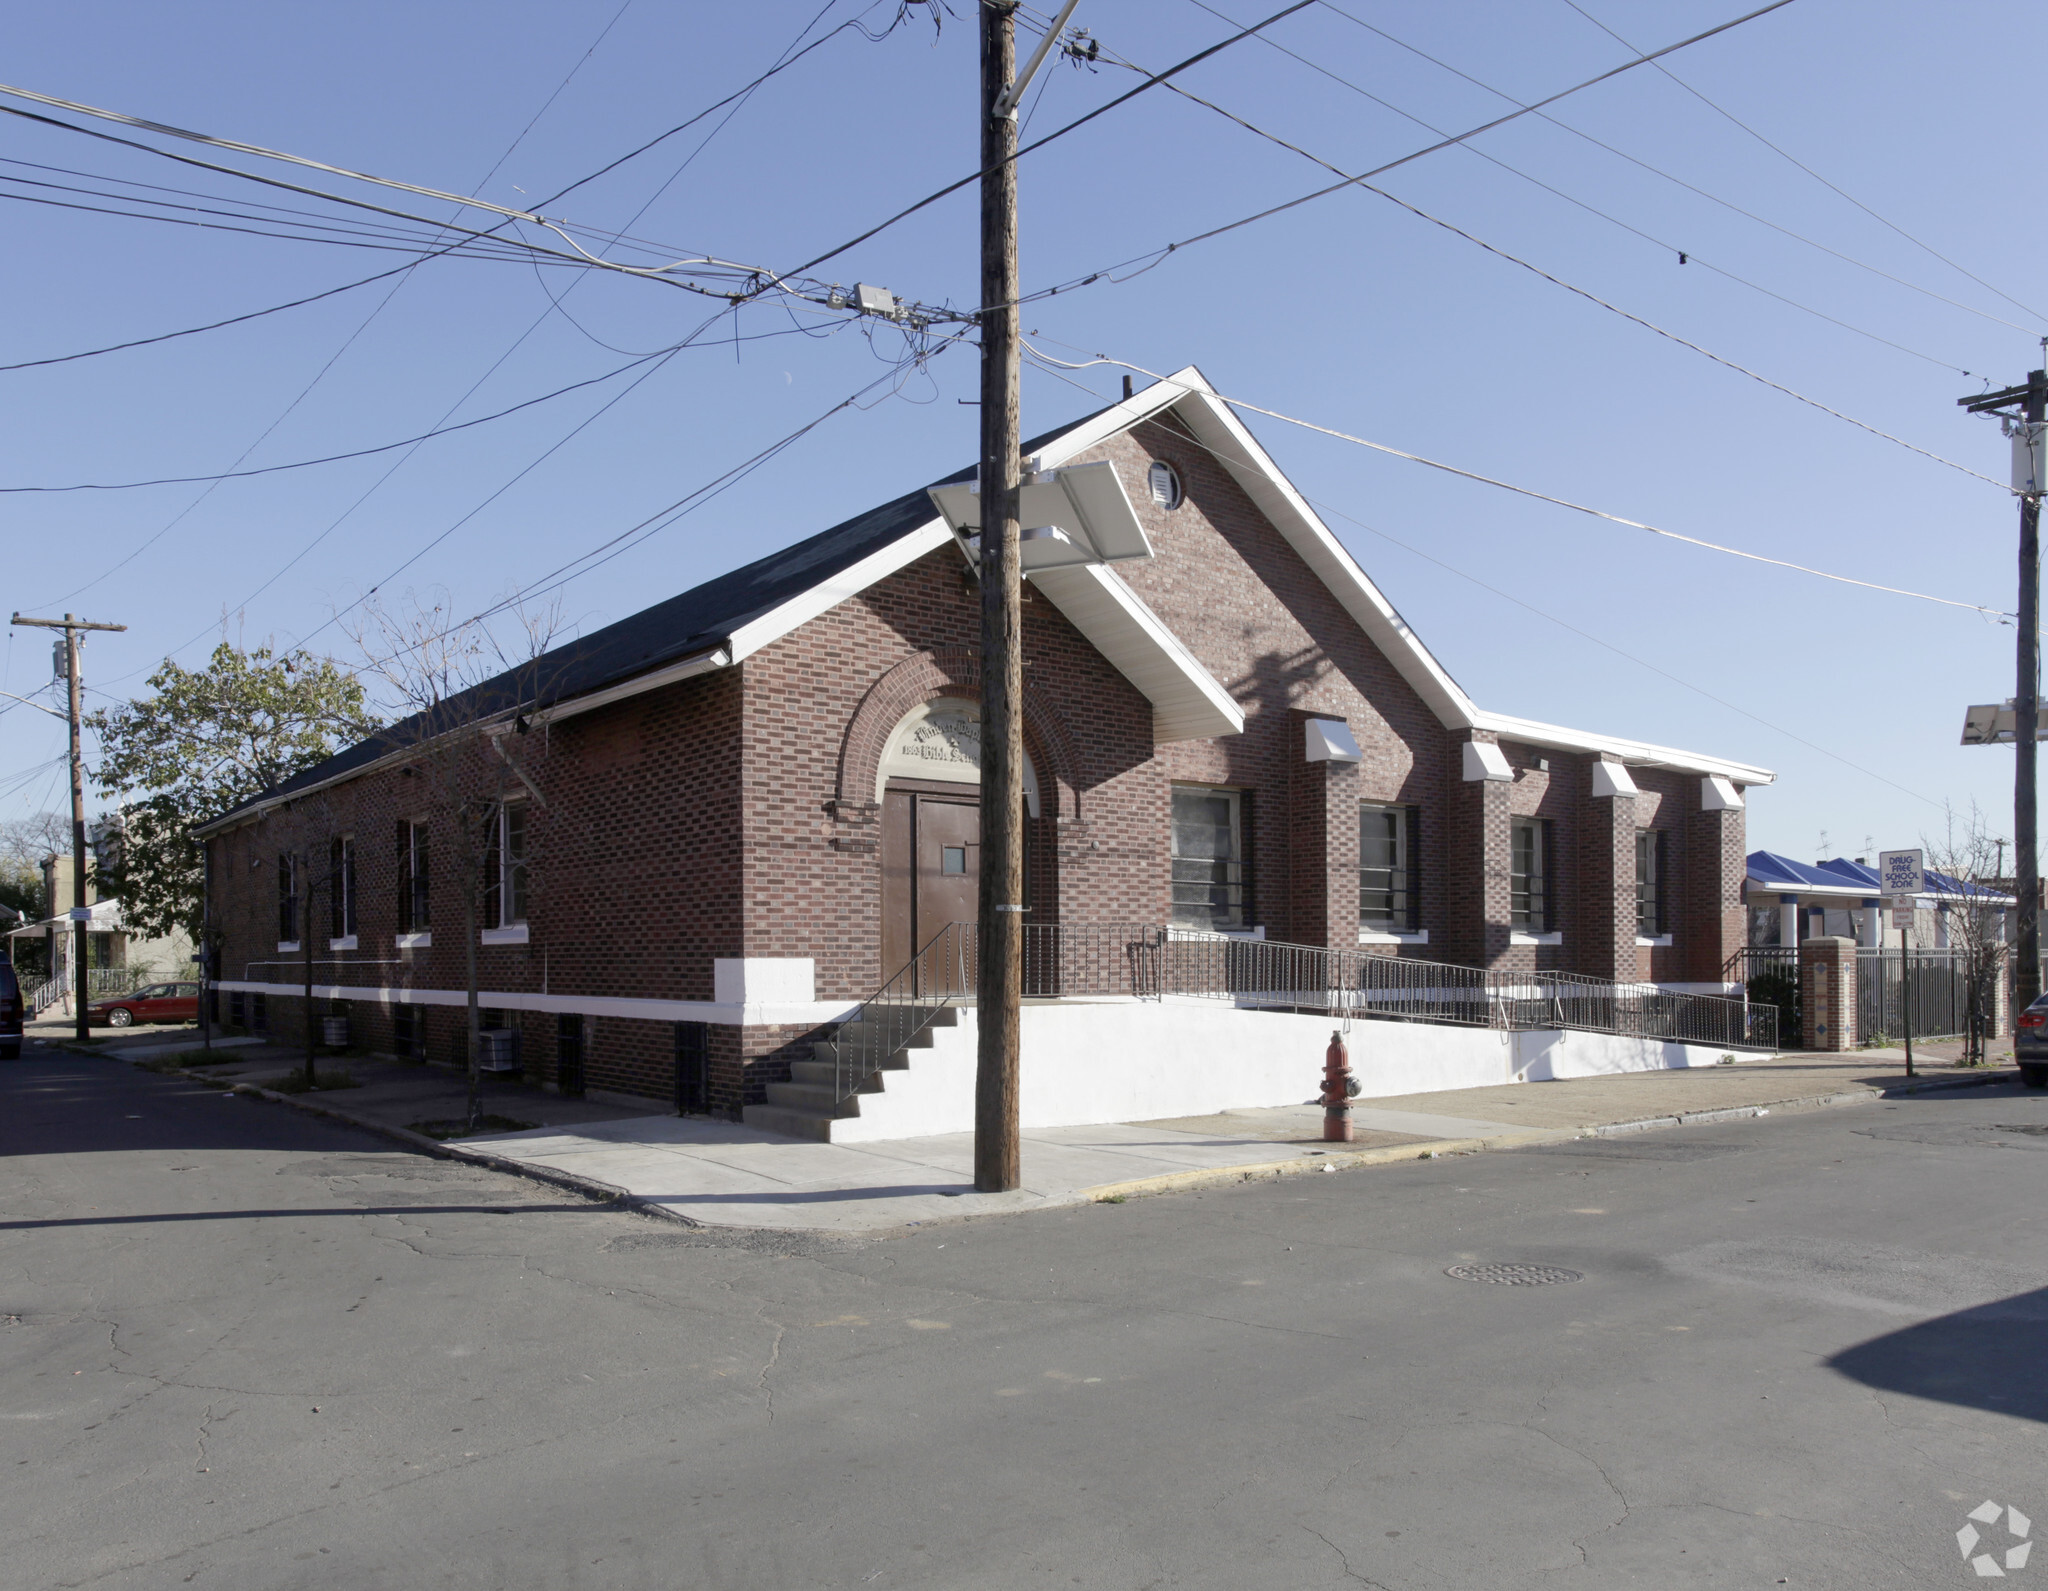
<box><xmin>1027</xmin><ymin>563</ymin><xmax>1244</xmax><ymax>742</ymax></box>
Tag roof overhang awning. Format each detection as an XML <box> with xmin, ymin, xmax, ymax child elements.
<box><xmin>6</xmin><ymin>902</ymin><xmax>123</xmax><ymax>936</ymax></box>
<box><xmin>1025</xmin><ymin>562</ymin><xmax>1244</xmax><ymax>743</ymax></box>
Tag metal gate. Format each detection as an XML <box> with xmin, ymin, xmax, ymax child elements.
<box><xmin>1856</xmin><ymin>949</ymin><xmax>1971</xmax><ymax>1043</ymax></box>
<box><xmin>1733</xmin><ymin>947</ymin><xmax>1801</xmax><ymax>1048</ymax></box>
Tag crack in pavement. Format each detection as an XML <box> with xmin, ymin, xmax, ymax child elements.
<box><xmin>1299</xmin><ymin>1522</ymin><xmax>1395</xmax><ymax>1589</ymax></box>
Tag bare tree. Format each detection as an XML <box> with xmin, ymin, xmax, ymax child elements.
<box><xmin>1922</xmin><ymin>803</ymin><xmax>2009</xmax><ymax>1065</ymax></box>
<box><xmin>340</xmin><ymin>591</ymin><xmax>568</xmax><ymax>1130</ymax></box>
<box><xmin>246</xmin><ymin>787</ymin><xmax>347</xmax><ymax>1089</ymax></box>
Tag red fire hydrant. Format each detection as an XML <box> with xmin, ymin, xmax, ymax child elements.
<box><xmin>1322</xmin><ymin>1029</ymin><xmax>1358</xmax><ymax>1142</ymax></box>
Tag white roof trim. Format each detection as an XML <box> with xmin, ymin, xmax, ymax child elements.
<box><xmin>1039</xmin><ymin>365</ymin><xmax>1771</xmax><ymax>785</ymax></box>
<box><xmin>725</xmin><ymin>511</ymin><xmax>1242</xmax><ymax>742</ymax></box>
<box><xmin>1025</xmin><ymin>563</ymin><xmax>1245</xmax><ymax>742</ymax></box>
<box><xmin>1475</xmin><ymin>710</ymin><xmax>1774</xmax><ymax>784</ymax></box>
<box><xmin>1040</xmin><ymin>368</ymin><xmax>1477</xmax><ymax>731</ymax></box>
<box><xmin>535</xmin><ymin>645</ymin><xmax>730</xmax><ymax>726</ymax></box>
<box><xmin>725</xmin><ymin>519</ymin><xmax>955</xmax><ymax>663</ymax></box>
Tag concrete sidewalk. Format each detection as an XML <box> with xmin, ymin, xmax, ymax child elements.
<box><xmin>454</xmin><ymin>1046</ymin><xmax>2014</xmax><ymax>1232</ymax></box>
<box><xmin>85</xmin><ymin>1031</ymin><xmax>2015</xmax><ymax>1234</ymax></box>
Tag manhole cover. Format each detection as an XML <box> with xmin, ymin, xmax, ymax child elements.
<box><xmin>1445</xmin><ymin>1263</ymin><xmax>1583</xmax><ymax>1286</ymax></box>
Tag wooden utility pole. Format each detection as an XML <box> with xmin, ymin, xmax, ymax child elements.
<box><xmin>1959</xmin><ymin>371</ymin><xmax>2048</xmax><ymax>1012</ymax></box>
<box><xmin>2021</xmin><ymin>371</ymin><xmax>2044</xmax><ymax>1014</ymax></box>
<box><xmin>10</xmin><ymin>613</ymin><xmax>128</xmax><ymax>1043</ymax></box>
<box><xmin>975</xmin><ymin>0</ymin><xmax>1025</xmax><ymax>1192</ymax></box>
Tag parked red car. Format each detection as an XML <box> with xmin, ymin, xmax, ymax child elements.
<box><xmin>89</xmin><ymin>982</ymin><xmax>200</xmax><ymax>1028</ymax></box>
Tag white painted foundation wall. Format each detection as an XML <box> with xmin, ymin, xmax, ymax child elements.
<box><xmin>825</xmin><ymin>997</ymin><xmax>1749</xmax><ymax>1143</ymax></box>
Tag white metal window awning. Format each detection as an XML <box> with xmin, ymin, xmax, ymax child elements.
<box><xmin>929</xmin><ymin>459</ymin><xmax>1153</xmax><ymax>572</ymax></box>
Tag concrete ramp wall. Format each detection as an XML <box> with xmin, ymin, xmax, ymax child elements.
<box><xmin>827</xmin><ymin>998</ymin><xmax>1748</xmax><ymax>1144</ymax></box>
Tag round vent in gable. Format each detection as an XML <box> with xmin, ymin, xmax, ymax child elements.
<box><xmin>1147</xmin><ymin>460</ymin><xmax>1182</xmax><ymax>510</ymax></box>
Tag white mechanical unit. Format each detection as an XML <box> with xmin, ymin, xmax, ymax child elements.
<box><xmin>929</xmin><ymin>459</ymin><xmax>1153</xmax><ymax>573</ymax></box>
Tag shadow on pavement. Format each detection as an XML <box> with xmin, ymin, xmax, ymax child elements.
<box><xmin>0</xmin><ymin>1203</ymin><xmax>596</xmax><ymax>1230</ymax></box>
<box><xmin>1829</xmin><ymin>1286</ymin><xmax>2048</xmax><ymax>1424</ymax></box>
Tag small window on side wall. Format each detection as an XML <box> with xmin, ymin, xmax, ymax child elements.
<box><xmin>482</xmin><ymin>802</ymin><xmax>528</xmax><ymax>928</ymax></box>
<box><xmin>1511</xmin><ymin>819</ymin><xmax>1552</xmax><ymax>932</ymax></box>
<box><xmin>1360</xmin><ymin>804</ymin><xmax>1420</xmax><ymax>930</ymax></box>
<box><xmin>1171</xmin><ymin>785</ymin><xmax>1246</xmax><ymax>930</ymax></box>
<box><xmin>397</xmin><ymin>820</ymin><xmax>429</xmax><ymax>933</ymax></box>
<box><xmin>1636</xmin><ymin>829</ymin><xmax>1667</xmax><ymax>937</ymax></box>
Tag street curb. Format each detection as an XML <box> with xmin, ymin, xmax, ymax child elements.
<box><xmin>96</xmin><ymin>1048</ymin><xmax>705</xmax><ymax>1228</ymax></box>
<box><xmin>1080</xmin><ymin>1068</ymin><xmax>2022</xmax><ymax>1205</ymax></box>
<box><xmin>1079</xmin><ymin>1130</ymin><xmax>1564</xmax><ymax>1203</ymax></box>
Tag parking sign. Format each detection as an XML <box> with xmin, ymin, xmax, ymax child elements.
<box><xmin>1878</xmin><ymin>848</ymin><xmax>1925</xmax><ymax>897</ymax></box>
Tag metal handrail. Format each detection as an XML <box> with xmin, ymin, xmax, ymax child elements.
<box><xmin>831</xmin><ymin>923</ymin><xmax>977</xmax><ymax>1101</ymax></box>
<box><xmin>825</xmin><ymin>923</ymin><xmax>1775</xmax><ymax>1101</ymax></box>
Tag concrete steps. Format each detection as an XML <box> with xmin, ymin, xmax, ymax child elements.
<box><xmin>742</xmin><ymin>1006</ymin><xmax>961</xmax><ymax>1142</ymax></box>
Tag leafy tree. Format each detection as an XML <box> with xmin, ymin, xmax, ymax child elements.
<box><xmin>86</xmin><ymin>644</ymin><xmax>381</xmax><ymax>942</ymax></box>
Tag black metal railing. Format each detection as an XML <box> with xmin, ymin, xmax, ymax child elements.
<box><xmin>1857</xmin><ymin>948</ymin><xmax>1972</xmax><ymax>1044</ymax></box>
<box><xmin>830</xmin><ymin>922</ymin><xmax>977</xmax><ymax>1100</ymax></box>
<box><xmin>827</xmin><ymin>924</ymin><xmax>1775</xmax><ymax>1102</ymax></box>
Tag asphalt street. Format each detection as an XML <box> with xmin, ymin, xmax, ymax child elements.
<box><xmin>4</xmin><ymin>1052</ymin><xmax>2046</xmax><ymax>1591</ymax></box>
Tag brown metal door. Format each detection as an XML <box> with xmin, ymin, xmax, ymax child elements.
<box><xmin>880</xmin><ymin>789</ymin><xmax>980</xmax><ymax>992</ymax></box>
<box><xmin>916</xmin><ymin>796</ymin><xmax>979</xmax><ymax>993</ymax></box>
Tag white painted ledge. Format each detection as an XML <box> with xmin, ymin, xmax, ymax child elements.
<box><xmin>1360</xmin><ymin>928</ymin><xmax>1428</xmax><ymax>945</ymax></box>
<box><xmin>209</xmin><ymin>978</ymin><xmax>858</xmax><ymax>1028</ymax></box>
<box><xmin>395</xmin><ymin>932</ymin><xmax>431</xmax><ymax>949</ymax></box>
<box><xmin>328</xmin><ymin>935</ymin><xmax>358</xmax><ymax>952</ymax></box>
<box><xmin>480</xmin><ymin>924</ymin><xmax>529</xmax><ymax>946</ymax></box>
<box><xmin>1510</xmin><ymin>930</ymin><xmax>1562</xmax><ymax>945</ymax></box>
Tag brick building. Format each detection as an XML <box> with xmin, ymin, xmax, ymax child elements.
<box><xmin>196</xmin><ymin>369</ymin><xmax>1771</xmax><ymax>1128</ymax></box>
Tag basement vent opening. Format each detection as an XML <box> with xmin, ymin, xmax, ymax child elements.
<box><xmin>1445</xmin><ymin>1263</ymin><xmax>1583</xmax><ymax>1286</ymax></box>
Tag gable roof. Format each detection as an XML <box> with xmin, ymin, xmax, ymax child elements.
<box><xmin>1044</xmin><ymin>369</ymin><xmax>1774</xmax><ymax>784</ymax></box>
<box><xmin>197</xmin><ymin>367</ymin><xmax>1769</xmax><ymax>835</ymax></box>
<box><xmin>1747</xmin><ymin>851</ymin><xmax>2009</xmax><ymax>902</ymax></box>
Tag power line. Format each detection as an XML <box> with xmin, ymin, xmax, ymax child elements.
<box><xmin>0</xmin><ymin>258</ymin><xmax>430</xmax><ymax>373</ymax></box>
<box><xmin>1169</xmin><ymin>0</ymin><xmax>1983</xmax><ymax>375</ymax></box>
<box><xmin>22</xmin><ymin>6</ymin><xmax>664</xmax><ymax>615</ymax></box>
<box><xmin>1027</xmin><ymin>353</ymin><xmax>1945</xmax><ymax>805</ymax></box>
<box><xmin>1313</xmin><ymin>0</ymin><xmax>2045</xmax><ymax>341</ymax></box>
<box><xmin>87</xmin><ymin>3</ymin><xmax>903</xmax><ymax>678</ymax></box>
<box><xmin>776</xmin><ymin>0</ymin><xmax>1322</xmax><ymax>282</ymax></box>
<box><xmin>1090</xmin><ymin>40</ymin><xmax>2000</xmax><ymax>488</ymax></box>
<box><xmin>1026</xmin><ymin>343</ymin><xmax>2008</xmax><ymax>617</ymax></box>
<box><xmin>325</xmin><ymin>335</ymin><xmax>968</xmax><ymax>680</ymax></box>
<box><xmin>1555</xmin><ymin>0</ymin><xmax>2048</xmax><ymax>327</ymax></box>
<box><xmin>1011</xmin><ymin>0</ymin><xmax>1801</xmax><ymax>312</ymax></box>
<box><xmin>0</xmin><ymin>346</ymin><xmax>671</xmax><ymax>492</ymax></box>
<box><xmin>0</xmin><ymin>318</ymin><xmax>861</xmax><ymax>493</ymax></box>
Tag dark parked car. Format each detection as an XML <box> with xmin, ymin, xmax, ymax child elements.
<box><xmin>2014</xmin><ymin>994</ymin><xmax>2048</xmax><ymax>1089</ymax></box>
<box><xmin>0</xmin><ymin>962</ymin><xmax>20</xmax><ymax>1059</ymax></box>
<box><xmin>88</xmin><ymin>981</ymin><xmax>200</xmax><ymax>1029</ymax></box>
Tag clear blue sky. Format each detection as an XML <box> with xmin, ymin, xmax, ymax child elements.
<box><xmin>2</xmin><ymin>0</ymin><xmax>2039</xmax><ymax>867</ymax></box>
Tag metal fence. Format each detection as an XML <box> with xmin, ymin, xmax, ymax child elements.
<box><xmin>1856</xmin><ymin>948</ymin><xmax>1972</xmax><ymax>1043</ymax></box>
<box><xmin>20</xmin><ymin>966</ymin><xmax>142</xmax><ymax>1016</ymax></box>
<box><xmin>827</xmin><ymin>923</ymin><xmax>1775</xmax><ymax>1102</ymax></box>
